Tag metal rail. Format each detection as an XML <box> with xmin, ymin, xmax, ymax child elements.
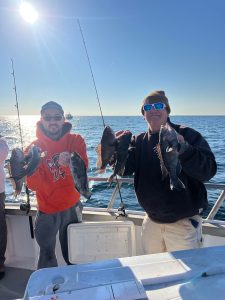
<box><xmin>6</xmin><ymin>177</ymin><xmax>225</xmax><ymax>220</ymax></box>
<box><xmin>89</xmin><ymin>177</ymin><xmax>225</xmax><ymax>219</ymax></box>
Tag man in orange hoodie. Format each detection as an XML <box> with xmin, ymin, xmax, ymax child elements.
<box><xmin>26</xmin><ymin>101</ymin><xmax>88</xmax><ymax>269</ymax></box>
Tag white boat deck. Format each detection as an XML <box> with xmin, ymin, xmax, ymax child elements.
<box><xmin>2</xmin><ymin>180</ymin><xmax>225</xmax><ymax>299</ymax></box>
<box><xmin>24</xmin><ymin>245</ymin><xmax>225</xmax><ymax>300</ymax></box>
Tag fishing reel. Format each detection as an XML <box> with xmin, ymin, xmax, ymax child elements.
<box><xmin>19</xmin><ymin>201</ymin><xmax>34</xmax><ymax>239</ymax></box>
<box><xmin>20</xmin><ymin>202</ymin><xmax>31</xmax><ymax>214</ymax></box>
<box><xmin>115</xmin><ymin>202</ymin><xmax>127</xmax><ymax>219</ymax></box>
<box><xmin>19</xmin><ymin>185</ymin><xmax>31</xmax><ymax>214</ymax></box>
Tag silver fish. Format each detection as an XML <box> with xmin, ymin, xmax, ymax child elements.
<box><xmin>156</xmin><ymin>123</ymin><xmax>185</xmax><ymax>191</ymax></box>
<box><xmin>70</xmin><ymin>152</ymin><xmax>91</xmax><ymax>200</ymax></box>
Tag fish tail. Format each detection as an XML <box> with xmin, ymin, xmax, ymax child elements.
<box><xmin>82</xmin><ymin>190</ymin><xmax>91</xmax><ymax>200</ymax></box>
<box><xmin>107</xmin><ymin>173</ymin><xmax>115</xmax><ymax>185</ymax></box>
<box><xmin>96</xmin><ymin>168</ymin><xmax>106</xmax><ymax>174</ymax></box>
<box><xmin>86</xmin><ymin>191</ymin><xmax>92</xmax><ymax>200</ymax></box>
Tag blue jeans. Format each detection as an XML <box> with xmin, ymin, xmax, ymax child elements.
<box><xmin>0</xmin><ymin>192</ymin><xmax>6</xmax><ymax>268</ymax></box>
<box><xmin>34</xmin><ymin>201</ymin><xmax>83</xmax><ymax>269</ymax></box>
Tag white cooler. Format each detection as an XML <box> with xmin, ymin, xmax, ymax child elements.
<box><xmin>67</xmin><ymin>221</ymin><xmax>136</xmax><ymax>264</ymax></box>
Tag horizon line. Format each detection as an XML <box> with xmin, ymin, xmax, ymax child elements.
<box><xmin>0</xmin><ymin>114</ymin><xmax>225</xmax><ymax>117</ymax></box>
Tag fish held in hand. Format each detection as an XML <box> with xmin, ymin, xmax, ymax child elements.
<box><xmin>24</xmin><ymin>145</ymin><xmax>43</xmax><ymax>177</ymax></box>
<box><xmin>156</xmin><ymin>123</ymin><xmax>185</xmax><ymax>191</ymax></box>
<box><xmin>108</xmin><ymin>130</ymin><xmax>132</xmax><ymax>182</ymax></box>
<box><xmin>8</xmin><ymin>145</ymin><xmax>43</xmax><ymax>196</ymax></box>
<box><xmin>96</xmin><ymin>126</ymin><xmax>117</xmax><ymax>173</ymax></box>
<box><xmin>7</xmin><ymin>148</ymin><xmax>25</xmax><ymax>196</ymax></box>
<box><xmin>70</xmin><ymin>152</ymin><xmax>91</xmax><ymax>200</ymax></box>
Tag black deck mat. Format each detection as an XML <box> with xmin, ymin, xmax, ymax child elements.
<box><xmin>0</xmin><ymin>267</ymin><xmax>33</xmax><ymax>300</ymax></box>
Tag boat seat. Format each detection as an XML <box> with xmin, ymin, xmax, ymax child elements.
<box><xmin>67</xmin><ymin>220</ymin><xmax>136</xmax><ymax>264</ymax></box>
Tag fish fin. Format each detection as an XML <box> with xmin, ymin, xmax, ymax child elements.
<box><xmin>154</xmin><ymin>144</ymin><xmax>168</xmax><ymax>179</ymax></box>
<box><xmin>108</xmin><ymin>173</ymin><xmax>115</xmax><ymax>183</ymax></box>
<box><xmin>85</xmin><ymin>191</ymin><xmax>92</xmax><ymax>200</ymax></box>
<box><xmin>96</xmin><ymin>144</ymin><xmax>102</xmax><ymax>168</ymax></box>
<box><xmin>161</xmin><ymin>164</ymin><xmax>168</xmax><ymax>179</ymax></box>
<box><xmin>176</xmin><ymin>161</ymin><xmax>182</xmax><ymax>175</ymax></box>
<box><xmin>6</xmin><ymin>162</ymin><xmax>12</xmax><ymax>176</ymax></box>
<box><xmin>117</xmin><ymin>166</ymin><xmax>125</xmax><ymax>177</ymax></box>
<box><xmin>170</xmin><ymin>178</ymin><xmax>185</xmax><ymax>191</ymax></box>
<box><xmin>96</xmin><ymin>168</ymin><xmax>106</xmax><ymax>174</ymax></box>
<box><xmin>81</xmin><ymin>191</ymin><xmax>91</xmax><ymax>200</ymax></box>
<box><xmin>96</xmin><ymin>143</ymin><xmax>101</xmax><ymax>153</ymax></box>
<box><xmin>154</xmin><ymin>144</ymin><xmax>161</xmax><ymax>157</ymax></box>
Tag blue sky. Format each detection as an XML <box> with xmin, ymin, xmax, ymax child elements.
<box><xmin>1</xmin><ymin>0</ymin><xmax>225</xmax><ymax>115</ymax></box>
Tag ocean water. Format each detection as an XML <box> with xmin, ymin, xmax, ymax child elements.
<box><xmin>1</xmin><ymin>115</ymin><xmax>225</xmax><ymax>219</ymax></box>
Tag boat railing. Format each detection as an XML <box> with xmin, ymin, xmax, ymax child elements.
<box><xmin>6</xmin><ymin>178</ymin><xmax>225</xmax><ymax>222</ymax></box>
<box><xmin>204</xmin><ymin>183</ymin><xmax>225</xmax><ymax>220</ymax></box>
<box><xmin>89</xmin><ymin>177</ymin><xmax>225</xmax><ymax>221</ymax></box>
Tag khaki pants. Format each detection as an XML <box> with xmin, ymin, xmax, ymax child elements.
<box><xmin>142</xmin><ymin>214</ymin><xmax>202</xmax><ymax>254</ymax></box>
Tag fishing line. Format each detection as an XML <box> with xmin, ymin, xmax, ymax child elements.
<box><xmin>77</xmin><ymin>19</ymin><xmax>105</xmax><ymax>128</ymax></box>
<box><xmin>77</xmin><ymin>20</ymin><xmax>126</xmax><ymax>215</ymax></box>
<box><xmin>10</xmin><ymin>58</ymin><xmax>32</xmax><ymax>222</ymax></box>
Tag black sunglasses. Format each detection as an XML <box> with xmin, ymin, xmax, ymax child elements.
<box><xmin>42</xmin><ymin>115</ymin><xmax>63</xmax><ymax>121</ymax></box>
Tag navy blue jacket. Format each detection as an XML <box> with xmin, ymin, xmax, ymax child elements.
<box><xmin>124</xmin><ymin>119</ymin><xmax>217</xmax><ymax>223</ymax></box>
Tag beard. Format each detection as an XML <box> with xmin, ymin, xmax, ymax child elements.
<box><xmin>44</xmin><ymin>125</ymin><xmax>63</xmax><ymax>140</ymax></box>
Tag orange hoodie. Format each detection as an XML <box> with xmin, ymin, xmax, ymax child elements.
<box><xmin>26</xmin><ymin>121</ymin><xmax>88</xmax><ymax>214</ymax></box>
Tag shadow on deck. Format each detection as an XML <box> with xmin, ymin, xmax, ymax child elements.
<box><xmin>0</xmin><ymin>267</ymin><xmax>33</xmax><ymax>300</ymax></box>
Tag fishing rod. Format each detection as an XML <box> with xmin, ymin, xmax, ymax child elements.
<box><xmin>10</xmin><ymin>59</ymin><xmax>33</xmax><ymax>228</ymax></box>
<box><xmin>11</xmin><ymin>58</ymin><xmax>24</xmax><ymax>150</ymax></box>
<box><xmin>77</xmin><ymin>20</ymin><xmax>126</xmax><ymax>217</ymax></box>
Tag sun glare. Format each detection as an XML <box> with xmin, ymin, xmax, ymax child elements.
<box><xmin>19</xmin><ymin>2</ymin><xmax>39</xmax><ymax>24</ymax></box>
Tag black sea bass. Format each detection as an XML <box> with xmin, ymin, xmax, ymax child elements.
<box><xmin>96</xmin><ymin>126</ymin><xmax>117</xmax><ymax>173</ymax></box>
<box><xmin>70</xmin><ymin>152</ymin><xmax>91</xmax><ymax>200</ymax></box>
<box><xmin>96</xmin><ymin>126</ymin><xmax>132</xmax><ymax>181</ymax></box>
<box><xmin>8</xmin><ymin>145</ymin><xmax>43</xmax><ymax>196</ymax></box>
<box><xmin>108</xmin><ymin>130</ymin><xmax>132</xmax><ymax>182</ymax></box>
<box><xmin>156</xmin><ymin>123</ymin><xmax>185</xmax><ymax>191</ymax></box>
